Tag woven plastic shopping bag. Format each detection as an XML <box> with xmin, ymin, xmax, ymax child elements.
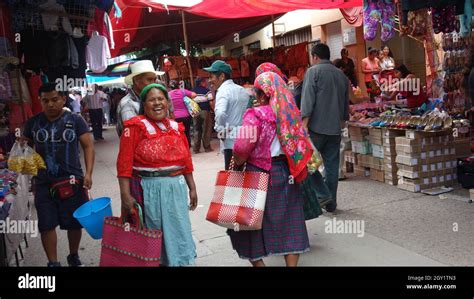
<box><xmin>100</xmin><ymin>202</ymin><xmax>162</xmax><ymax>266</ymax></box>
<box><xmin>206</xmin><ymin>161</ymin><xmax>269</xmax><ymax>231</ymax></box>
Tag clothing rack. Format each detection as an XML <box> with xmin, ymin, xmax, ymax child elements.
<box><xmin>8</xmin><ymin>1</ymin><xmax>95</xmax><ymax>34</ymax></box>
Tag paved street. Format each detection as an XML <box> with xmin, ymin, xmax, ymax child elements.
<box><xmin>20</xmin><ymin>126</ymin><xmax>473</xmax><ymax>267</ymax></box>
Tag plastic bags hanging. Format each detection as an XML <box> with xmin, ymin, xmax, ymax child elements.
<box><xmin>7</xmin><ymin>141</ymin><xmax>46</xmax><ymax>176</ymax></box>
<box><xmin>7</xmin><ymin>142</ymin><xmax>25</xmax><ymax>174</ymax></box>
<box><xmin>307</xmin><ymin>139</ymin><xmax>323</xmax><ymax>174</ymax></box>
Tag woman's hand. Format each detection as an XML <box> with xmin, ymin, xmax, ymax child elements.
<box><xmin>184</xmin><ymin>173</ymin><xmax>197</xmax><ymax>211</ymax></box>
<box><xmin>189</xmin><ymin>188</ymin><xmax>198</xmax><ymax>211</ymax></box>
<box><xmin>121</xmin><ymin>193</ymin><xmax>135</xmax><ymax>216</ymax></box>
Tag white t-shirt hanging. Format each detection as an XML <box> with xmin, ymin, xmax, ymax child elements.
<box><xmin>86</xmin><ymin>31</ymin><xmax>111</xmax><ymax>73</ymax></box>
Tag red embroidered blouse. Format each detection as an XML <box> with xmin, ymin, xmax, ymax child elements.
<box><xmin>117</xmin><ymin>115</ymin><xmax>194</xmax><ymax>178</ymax></box>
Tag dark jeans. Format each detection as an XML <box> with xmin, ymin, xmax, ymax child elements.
<box><xmin>224</xmin><ymin>149</ymin><xmax>233</xmax><ymax>170</ymax></box>
<box><xmin>89</xmin><ymin>108</ymin><xmax>103</xmax><ymax>139</ymax></box>
<box><xmin>309</xmin><ymin>131</ymin><xmax>341</xmax><ymax>210</ymax></box>
<box><xmin>176</xmin><ymin>116</ymin><xmax>193</xmax><ymax>147</ymax></box>
<box><xmin>193</xmin><ymin>110</ymin><xmax>212</xmax><ymax>152</ymax></box>
<box><xmin>310</xmin><ymin>170</ymin><xmax>332</xmax><ymax>201</ymax></box>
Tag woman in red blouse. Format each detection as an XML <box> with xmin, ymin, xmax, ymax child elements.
<box><xmin>117</xmin><ymin>83</ymin><xmax>198</xmax><ymax>266</ymax></box>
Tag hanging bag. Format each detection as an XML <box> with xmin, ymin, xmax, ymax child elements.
<box><xmin>206</xmin><ymin>158</ymin><xmax>269</xmax><ymax>231</ymax></box>
<box><xmin>100</xmin><ymin>202</ymin><xmax>162</xmax><ymax>266</ymax></box>
<box><xmin>7</xmin><ymin>141</ymin><xmax>25</xmax><ymax>173</ymax></box>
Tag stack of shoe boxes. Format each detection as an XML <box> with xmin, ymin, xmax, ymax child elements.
<box><xmin>343</xmin><ymin>150</ymin><xmax>356</xmax><ymax>173</ymax></box>
<box><xmin>382</xmin><ymin>128</ymin><xmax>405</xmax><ymax>185</ymax></box>
<box><xmin>349</xmin><ymin>125</ymin><xmax>371</xmax><ymax>176</ymax></box>
<box><xmin>396</xmin><ymin>130</ymin><xmax>457</xmax><ymax>192</ymax></box>
<box><xmin>368</xmin><ymin>128</ymin><xmax>384</xmax><ymax>182</ymax></box>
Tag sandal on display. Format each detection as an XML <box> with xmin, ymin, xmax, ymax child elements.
<box><xmin>443</xmin><ymin>116</ymin><xmax>453</xmax><ymax>130</ymax></box>
<box><xmin>424</xmin><ymin>117</ymin><xmax>436</xmax><ymax>131</ymax></box>
<box><xmin>432</xmin><ymin>117</ymin><xmax>443</xmax><ymax>131</ymax></box>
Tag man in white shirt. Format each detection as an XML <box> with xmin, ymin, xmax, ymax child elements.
<box><xmin>69</xmin><ymin>90</ymin><xmax>81</xmax><ymax>114</ymax></box>
<box><xmin>204</xmin><ymin>60</ymin><xmax>249</xmax><ymax>170</ymax></box>
<box><xmin>86</xmin><ymin>84</ymin><xmax>106</xmax><ymax>140</ymax></box>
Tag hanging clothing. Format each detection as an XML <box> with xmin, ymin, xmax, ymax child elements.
<box><xmin>20</xmin><ymin>74</ymin><xmax>32</xmax><ymax>104</ymax></box>
<box><xmin>8</xmin><ymin>102</ymin><xmax>33</xmax><ymax>133</ymax></box>
<box><xmin>0</xmin><ymin>3</ymin><xmax>14</xmax><ymax>42</ymax></box>
<box><xmin>431</xmin><ymin>5</ymin><xmax>460</xmax><ymax>34</ymax></box>
<box><xmin>95</xmin><ymin>0</ymin><xmax>114</xmax><ymax>12</ymax></box>
<box><xmin>66</xmin><ymin>36</ymin><xmax>79</xmax><ymax>69</ymax></box>
<box><xmin>0</xmin><ymin>37</ymin><xmax>13</xmax><ymax>57</ymax></box>
<box><xmin>460</xmin><ymin>0</ymin><xmax>472</xmax><ymax>37</ymax></box>
<box><xmin>0</xmin><ymin>71</ymin><xmax>12</xmax><ymax>100</ymax></box>
<box><xmin>26</xmin><ymin>73</ymin><xmax>43</xmax><ymax>115</ymax></box>
<box><xmin>240</xmin><ymin>59</ymin><xmax>250</xmax><ymax>78</ymax></box>
<box><xmin>363</xmin><ymin>0</ymin><xmax>396</xmax><ymax>42</ymax></box>
<box><xmin>401</xmin><ymin>0</ymin><xmax>465</xmax><ymax>26</ymax></box>
<box><xmin>39</xmin><ymin>0</ymin><xmax>73</xmax><ymax>35</ymax></box>
<box><xmin>44</xmin><ymin>32</ymin><xmax>70</xmax><ymax>68</ymax></box>
<box><xmin>19</xmin><ymin>29</ymin><xmax>47</xmax><ymax>70</ymax></box>
<box><xmin>86</xmin><ymin>32</ymin><xmax>110</xmax><ymax>73</ymax></box>
<box><xmin>69</xmin><ymin>36</ymin><xmax>88</xmax><ymax>79</ymax></box>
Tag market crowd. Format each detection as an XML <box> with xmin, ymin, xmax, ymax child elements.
<box><xmin>21</xmin><ymin>42</ymin><xmax>474</xmax><ymax>267</ymax></box>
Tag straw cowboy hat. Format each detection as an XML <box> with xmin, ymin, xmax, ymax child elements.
<box><xmin>124</xmin><ymin>60</ymin><xmax>165</xmax><ymax>86</ymax></box>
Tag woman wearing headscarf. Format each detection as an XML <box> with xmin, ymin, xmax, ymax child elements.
<box><xmin>255</xmin><ymin>62</ymin><xmax>288</xmax><ymax>82</ymax></box>
<box><xmin>228</xmin><ymin>71</ymin><xmax>313</xmax><ymax>267</ymax></box>
<box><xmin>247</xmin><ymin>62</ymin><xmax>288</xmax><ymax>108</ymax></box>
<box><xmin>117</xmin><ymin>83</ymin><xmax>197</xmax><ymax>266</ymax></box>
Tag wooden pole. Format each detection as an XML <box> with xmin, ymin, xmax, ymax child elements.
<box><xmin>181</xmin><ymin>10</ymin><xmax>194</xmax><ymax>88</ymax></box>
<box><xmin>271</xmin><ymin>14</ymin><xmax>276</xmax><ymax>48</ymax></box>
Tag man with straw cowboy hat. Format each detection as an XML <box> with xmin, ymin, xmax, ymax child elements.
<box><xmin>116</xmin><ymin>60</ymin><xmax>168</xmax><ymax>136</ymax></box>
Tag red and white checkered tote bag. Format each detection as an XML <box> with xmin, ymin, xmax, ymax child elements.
<box><xmin>206</xmin><ymin>169</ymin><xmax>269</xmax><ymax>231</ymax></box>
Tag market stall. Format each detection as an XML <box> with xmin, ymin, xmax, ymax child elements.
<box><xmin>342</xmin><ymin>0</ymin><xmax>473</xmax><ymax>193</ymax></box>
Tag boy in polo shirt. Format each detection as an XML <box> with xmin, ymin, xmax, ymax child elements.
<box><xmin>22</xmin><ymin>83</ymin><xmax>95</xmax><ymax>267</ymax></box>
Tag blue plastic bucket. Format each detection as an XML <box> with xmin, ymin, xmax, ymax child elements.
<box><xmin>73</xmin><ymin>197</ymin><xmax>112</xmax><ymax>239</ymax></box>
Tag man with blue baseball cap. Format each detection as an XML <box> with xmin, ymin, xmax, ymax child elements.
<box><xmin>204</xmin><ymin>60</ymin><xmax>249</xmax><ymax>170</ymax></box>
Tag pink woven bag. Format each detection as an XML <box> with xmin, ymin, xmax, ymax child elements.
<box><xmin>100</xmin><ymin>202</ymin><xmax>162</xmax><ymax>267</ymax></box>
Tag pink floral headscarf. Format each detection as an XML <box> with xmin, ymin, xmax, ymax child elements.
<box><xmin>254</xmin><ymin>71</ymin><xmax>312</xmax><ymax>182</ymax></box>
<box><xmin>255</xmin><ymin>63</ymin><xmax>288</xmax><ymax>82</ymax></box>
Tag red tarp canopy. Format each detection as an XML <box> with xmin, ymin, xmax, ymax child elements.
<box><xmin>121</xmin><ymin>0</ymin><xmax>363</xmax><ymax>18</ymax></box>
<box><xmin>111</xmin><ymin>0</ymin><xmax>363</xmax><ymax>57</ymax></box>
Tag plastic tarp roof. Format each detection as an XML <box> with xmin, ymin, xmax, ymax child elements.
<box><xmin>121</xmin><ymin>0</ymin><xmax>363</xmax><ymax>18</ymax></box>
<box><xmin>111</xmin><ymin>0</ymin><xmax>362</xmax><ymax>57</ymax></box>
